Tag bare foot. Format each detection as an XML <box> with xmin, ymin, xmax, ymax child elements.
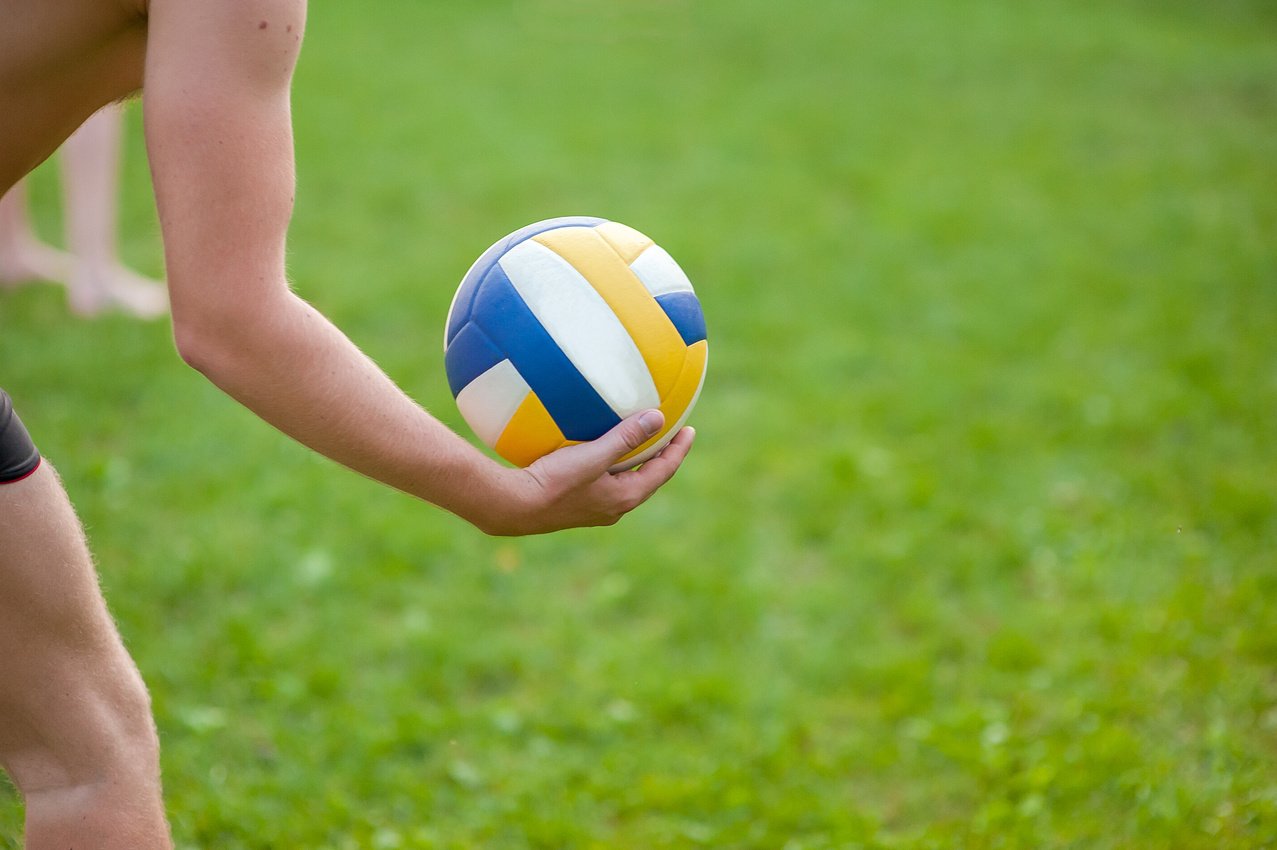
<box><xmin>67</xmin><ymin>264</ymin><xmax>169</xmax><ymax>319</ymax></box>
<box><xmin>0</xmin><ymin>236</ymin><xmax>73</xmax><ymax>289</ymax></box>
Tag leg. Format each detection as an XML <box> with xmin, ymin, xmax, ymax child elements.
<box><xmin>0</xmin><ymin>181</ymin><xmax>73</xmax><ymax>288</ymax></box>
<box><xmin>59</xmin><ymin>104</ymin><xmax>167</xmax><ymax>318</ymax></box>
<box><xmin>0</xmin><ymin>456</ymin><xmax>171</xmax><ymax>846</ymax></box>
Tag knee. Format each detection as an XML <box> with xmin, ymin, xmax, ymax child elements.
<box><xmin>10</xmin><ymin>669</ymin><xmax>170</xmax><ymax>849</ymax></box>
<box><xmin>6</xmin><ymin>660</ymin><xmax>161</xmax><ymax>796</ymax></box>
<box><xmin>22</xmin><ymin>704</ymin><xmax>170</xmax><ymax>849</ymax></box>
<box><xmin>99</xmin><ymin>665</ymin><xmax>163</xmax><ymax>784</ymax></box>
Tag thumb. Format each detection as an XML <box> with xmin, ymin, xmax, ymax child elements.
<box><xmin>578</xmin><ymin>409</ymin><xmax>665</xmax><ymax>472</ymax></box>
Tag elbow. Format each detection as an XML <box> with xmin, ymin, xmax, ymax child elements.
<box><xmin>171</xmin><ymin>288</ymin><xmax>289</xmax><ymax>379</ymax></box>
<box><xmin>173</xmin><ymin>317</ymin><xmax>219</xmax><ymax>376</ymax></box>
<box><xmin>172</xmin><ymin>304</ymin><xmax>251</xmax><ymax>379</ymax></box>
<box><xmin>167</xmin><ymin>267</ymin><xmax>294</xmax><ymax>376</ymax></box>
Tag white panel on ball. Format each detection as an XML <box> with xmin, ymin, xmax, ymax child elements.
<box><xmin>454</xmin><ymin>359</ymin><xmax>530</xmax><ymax>447</ymax></box>
<box><xmin>628</xmin><ymin>244</ymin><xmax>695</xmax><ymax>298</ymax></box>
<box><xmin>499</xmin><ymin>238</ymin><xmax>659</xmax><ymax>416</ymax></box>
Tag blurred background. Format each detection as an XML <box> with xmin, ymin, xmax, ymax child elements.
<box><xmin>2</xmin><ymin>0</ymin><xmax>1274</xmax><ymax>846</ymax></box>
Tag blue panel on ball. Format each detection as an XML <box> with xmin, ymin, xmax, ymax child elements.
<box><xmin>472</xmin><ymin>262</ymin><xmax>621</xmax><ymax>441</ymax></box>
<box><xmin>656</xmin><ymin>291</ymin><xmax>707</xmax><ymax>345</ymax></box>
<box><xmin>444</xmin><ymin>321</ymin><xmax>505</xmax><ymax>398</ymax></box>
<box><xmin>447</xmin><ymin>216</ymin><xmax>608</xmax><ymax>346</ymax></box>
<box><xmin>445</xmin><ymin>277</ymin><xmax>482</xmax><ymax>347</ymax></box>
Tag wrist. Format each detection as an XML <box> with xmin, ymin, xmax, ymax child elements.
<box><xmin>437</xmin><ymin>452</ymin><xmax>541</xmax><ymax>536</ymax></box>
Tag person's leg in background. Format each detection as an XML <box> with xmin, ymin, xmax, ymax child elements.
<box><xmin>0</xmin><ymin>104</ymin><xmax>167</xmax><ymax>318</ymax></box>
<box><xmin>59</xmin><ymin>104</ymin><xmax>167</xmax><ymax>318</ymax></box>
<box><xmin>0</xmin><ymin>181</ymin><xmax>71</xmax><ymax>288</ymax></box>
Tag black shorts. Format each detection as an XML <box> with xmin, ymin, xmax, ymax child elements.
<box><xmin>0</xmin><ymin>389</ymin><xmax>41</xmax><ymax>483</ymax></box>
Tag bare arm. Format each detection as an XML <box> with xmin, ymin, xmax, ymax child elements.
<box><xmin>143</xmin><ymin>0</ymin><xmax>693</xmax><ymax>535</ymax></box>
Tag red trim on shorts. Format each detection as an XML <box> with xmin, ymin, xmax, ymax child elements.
<box><xmin>1</xmin><ymin>456</ymin><xmax>41</xmax><ymax>484</ymax></box>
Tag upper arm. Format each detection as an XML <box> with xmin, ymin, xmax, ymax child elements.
<box><xmin>143</xmin><ymin>0</ymin><xmax>307</xmax><ymax>332</ymax></box>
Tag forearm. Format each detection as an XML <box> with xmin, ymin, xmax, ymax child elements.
<box><xmin>175</xmin><ymin>283</ymin><xmax>520</xmax><ymax>529</ymax></box>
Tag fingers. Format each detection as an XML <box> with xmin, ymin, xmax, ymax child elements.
<box><xmin>514</xmin><ymin>423</ymin><xmax>697</xmax><ymax>534</ymax></box>
<box><xmin>569</xmin><ymin>409</ymin><xmax>666</xmax><ymax>475</ymax></box>
<box><xmin>614</xmin><ymin>426</ymin><xmax>696</xmax><ymax>500</ymax></box>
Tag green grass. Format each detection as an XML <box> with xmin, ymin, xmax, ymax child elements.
<box><xmin>3</xmin><ymin>0</ymin><xmax>1276</xmax><ymax>846</ymax></box>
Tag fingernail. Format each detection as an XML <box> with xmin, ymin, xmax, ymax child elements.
<box><xmin>639</xmin><ymin>410</ymin><xmax>664</xmax><ymax>436</ymax></box>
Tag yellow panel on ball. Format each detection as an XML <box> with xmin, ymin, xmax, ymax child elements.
<box><xmin>614</xmin><ymin>339</ymin><xmax>708</xmax><ymax>469</ymax></box>
<box><xmin>593</xmin><ymin>221</ymin><xmax>654</xmax><ymax>265</ymax></box>
<box><xmin>494</xmin><ymin>392</ymin><xmax>570</xmax><ymax>468</ymax></box>
<box><xmin>532</xmin><ymin>227</ymin><xmax>686</xmax><ymax>398</ymax></box>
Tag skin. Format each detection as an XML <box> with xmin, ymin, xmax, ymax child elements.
<box><xmin>0</xmin><ymin>0</ymin><xmax>695</xmax><ymax>842</ymax></box>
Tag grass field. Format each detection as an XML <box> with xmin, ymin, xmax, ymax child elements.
<box><xmin>3</xmin><ymin>0</ymin><xmax>1276</xmax><ymax>846</ymax></box>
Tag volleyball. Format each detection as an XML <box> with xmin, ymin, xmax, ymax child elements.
<box><xmin>444</xmin><ymin>216</ymin><xmax>708</xmax><ymax>471</ymax></box>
